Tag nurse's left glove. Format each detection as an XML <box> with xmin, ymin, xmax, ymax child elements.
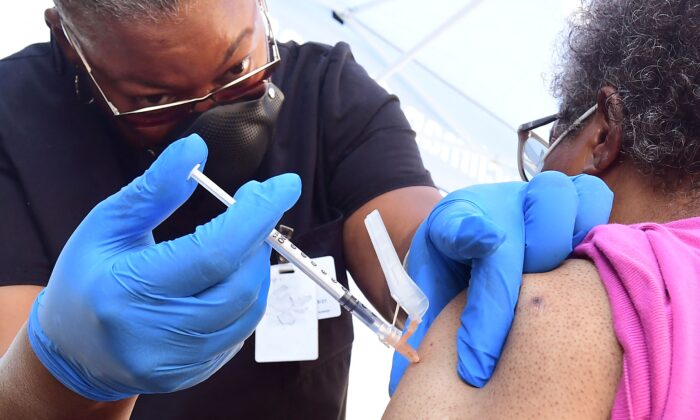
<box><xmin>389</xmin><ymin>172</ymin><xmax>612</xmax><ymax>394</ymax></box>
<box><xmin>26</xmin><ymin>135</ymin><xmax>301</xmax><ymax>402</ymax></box>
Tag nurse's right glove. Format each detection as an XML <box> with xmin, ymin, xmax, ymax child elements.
<box><xmin>389</xmin><ymin>172</ymin><xmax>612</xmax><ymax>393</ymax></box>
<box><xmin>27</xmin><ymin>135</ymin><xmax>301</xmax><ymax>402</ymax></box>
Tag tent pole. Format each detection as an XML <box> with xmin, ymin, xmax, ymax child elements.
<box><xmin>375</xmin><ymin>0</ymin><xmax>484</xmax><ymax>83</ymax></box>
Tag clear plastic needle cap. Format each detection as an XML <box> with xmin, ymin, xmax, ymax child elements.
<box><xmin>364</xmin><ymin>210</ymin><xmax>429</xmax><ymax>323</ymax></box>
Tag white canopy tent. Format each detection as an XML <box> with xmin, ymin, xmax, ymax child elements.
<box><xmin>267</xmin><ymin>0</ymin><xmax>576</xmax><ymax>192</ymax></box>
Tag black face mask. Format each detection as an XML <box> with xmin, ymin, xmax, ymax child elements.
<box><xmin>172</xmin><ymin>82</ymin><xmax>285</xmax><ymax>190</ymax></box>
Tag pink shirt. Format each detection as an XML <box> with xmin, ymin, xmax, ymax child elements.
<box><xmin>574</xmin><ymin>217</ymin><xmax>700</xmax><ymax>419</ymax></box>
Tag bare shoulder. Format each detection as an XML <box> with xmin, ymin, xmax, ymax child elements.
<box><xmin>492</xmin><ymin>259</ymin><xmax>623</xmax><ymax>418</ymax></box>
<box><xmin>384</xmin><ymin>259</ymin><xmax>622</xmax><ymax>420</ymax></box>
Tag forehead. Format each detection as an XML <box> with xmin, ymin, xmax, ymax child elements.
<box><xmin>75</xmin><ymin>0</ymin><xmax>259</xmax><ymax>83</ymax></box>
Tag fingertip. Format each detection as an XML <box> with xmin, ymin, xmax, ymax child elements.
<box><xmin>570</xmin><ymin>175</ymin><xmax>613</xmax><ymax>246</ymax></box>
<box><xmin>524</xmin><ymin>171</ymin><xmax>578</xmax><ymax>273</ymax></box>
<box><xmin>96</xmin><ymin>134</ymin><xmax>210</xmax><ymax>235</ymax></box>
<box><xmin>571</xmin><ymin>174</ymin><xmax>613</xmax><ymax>208</ymax></box>
<box><xmin>457</xmin><ymin>361</ymin><xmax>488</xmax><ymax>388</ymax></box>
<box><xmin>571</xmin><ymin>173</ymin><xmax>608</xmax><ymax>189</ymax></box>
<box><xmin>457</xmin><ymin>301</ymin><xmax>504</xmax><ymax>388</ymax></box>
<box><xmin>270</xmin><ymin>172</ymin><xmax>302</xmax><ymax>193</ymax></box>
<box><xmin>262</xmin><ymin>173</ymin><xmax>302</xmax><ymax>211</ymax></box>
<box><xmin>526</xmin><ymin>171</ymin><xmax>577</xmax><ymax>211</ymax></box>
<box><xmin>528</xmin><ymin>170</ymin><xmax>572</xmax><ymax>189</ymax></box>
<box><xmin>463</xmin><ymin>215</ymin><xmax>507</xmax><ymax>255</ymax></box>
<box><xmin>456</xmin><ymin>338</ymin><xmax>493</xmax><ymax>388</ymax></box>
<box><xmin>428</xmin><ymin>201</ymin><xmax>506</xmax><ymax>261</ymax></box>
<box><xmin>275</xmin><ymin>172</ymin><xmax>302</xmax><ymax>186</ymax></box>
<box><xmin>181</xmin><ymin>133</ymin><xmax>208</xmax><ymax>154</ymax></box>
<box><xmin>163</xmin><ymin>134</ymin><xmax>209</xmax><ymax>173</ymax></box>
<box><xmin>144</xmin><ymin>135</ymin><xmax>209</xmax><ymax>195</ymax></box>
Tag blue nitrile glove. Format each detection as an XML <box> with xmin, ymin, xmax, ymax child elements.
<box><xmin>27</xmin><ymin>134</ymin><xmax>301</xmax><ymax>402</ymax></box>
<box><xmin>389</xmin><ymin>172</ymin><xmax>612</xmax><ymax>394</ymax></box>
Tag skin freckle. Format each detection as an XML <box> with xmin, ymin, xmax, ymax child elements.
<box><xmin>529</xmin><ymin>295</ymin><xmax>547</xmax><ymax>311</ymax></box>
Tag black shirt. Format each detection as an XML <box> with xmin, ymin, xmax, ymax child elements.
<box><xmin>0</xmin><ymin>38</ymin><xmax>433</xmax><ymax>419</ymax></box>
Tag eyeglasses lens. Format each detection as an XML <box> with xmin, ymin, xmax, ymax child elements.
<box><xmin>121</xmin><ymin>64</ymin><xmax>274</xmax><ymax>127</ymax></box>
<box><xmin>211</xmin><ymin>69</ymin><xmax>273</xmax><ymax>103</ymax></box>
<box><xmin>521</xmin><ymin>119</ymin><xmax>557</xmax><ymax>180</ymax></box>
<box><xmin>522</xmin><ymin>135</ymin><xmax>549</xmax><ymax>180</ymax></box>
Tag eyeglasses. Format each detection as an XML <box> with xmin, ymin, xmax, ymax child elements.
<box><xmin>516</xmin><ymin>104</ymin><xmax>598</xmax><ymax>181</ymax></box>
<box><xmin>61</xmin><ymin>0</ymin><xmax>280</xmax><ymax>126</ymax></box>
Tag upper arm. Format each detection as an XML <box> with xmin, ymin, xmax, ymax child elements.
<box><xmin>384</xmin><ymin>259</ymin><xmax>622</xmax><ymax>419</ymax></box>
<box><xmin>0</xmin><ymin>286</ymin><xmax>42</xmax><ymax>356</ymax></box>
<box><xmin>0</xmin><ymin>141</ymin><xmax>50</xmax><ymax>355</ymax></box>
<box><xmin>323</xmin><ymin>44</ymin><xmax>434</xmax><ymax>219</ymax></box>
<box><xmin>0</xmin><ymin>142</ymin><xmax>52</xmax><ymax>287</ymax></box>
<box><xmin>343</xmin><ymin>186</ymin><xmax>441</xmax><ymax>320</ymax></box>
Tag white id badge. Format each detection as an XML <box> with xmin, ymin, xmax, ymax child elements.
<box><xmin>255</xmin><ymin>263</ymin><xmax>319</xmax><ymax>363</ymax></box>
<box><xmin>313</xmin><ymin>256</ymin><xmax>341</xmax><ymax>320</ymax></box>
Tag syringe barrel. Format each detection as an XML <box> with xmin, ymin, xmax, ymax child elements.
<box><xmin>338</xmin><ymin>293</ymin><xmax>402</xmax><ymax>346</ymax></box>
<box><xmin>269</xmin><ymin>231</ymin><xmax>402</xmax><ymax>346</ymax></box>
<box><xmin>267</xmin><ymin>230</ymin><xmax>348</xmax><ymax>300</ymax></box>
<box><xmin>188</xmin><ymin>167</ymin><xmax>403</xmax><ymax>347</ymax></box>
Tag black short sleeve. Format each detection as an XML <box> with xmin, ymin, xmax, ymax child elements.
<box><xmin>0</xmin><ymin>143</ymin><xmax>52</xmax><ymax>287</ymax></box>
<box><xmin>0</xmin><ymin>39</ymin><xmax>431</xmax><ymax>418</ymax></box>
<box><xmin>319</xmin><ymin>44</ymin><xmax>434</xmax><ymax>215</ymax></box>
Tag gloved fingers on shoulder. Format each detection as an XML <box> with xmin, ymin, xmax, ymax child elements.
<box><xmin>426</xmin><ymin>200</ymin><xmax>506</xmax><ymax>262</ymax></box>
<box><xmin>456</xmin><ymin>290</ymin><xmax>506</xmax><ymax>388</ymax></box>
<box><xmin>406</xmin><ymin>232</ymin><xmax>470</xmax><ymax>308</ymax></box>
<box><xmin>455</xmin><ymin>329</ymin><xmax>498</xmax><ymax>388</ymax></box>
<box><xmin>456</xmin><ymin>256</ymin><xmax>523</xmax><ymax>387</ymax></box>
<box><xmin>178</xmin><ymin>245</ymin><xmax>272</xmax><ymax>333</ymax></box>
<box><xmin>88</xmin><ymin>135</ymin><xmax>208</xmax><ymax>241</ymax></box>
<box><xmin>570</xmin><ymin>174</ymin><xmax>613</xmax><ymax>246</ymax></box>
<box><xmin>523</xmin><ymin>171</ymin><xmax>578</xmax><ymax>273</ymax></box>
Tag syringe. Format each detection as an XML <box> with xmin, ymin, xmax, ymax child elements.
<box><xmin>188</xmin><ymin>165</ymin><xmax>419</xmax><ymax>363</ymax></box>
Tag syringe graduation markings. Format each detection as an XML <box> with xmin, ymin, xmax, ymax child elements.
<box><xmin>187</xmin><ymin>165</ymin><xmax>419</xmax><ymax>362</ymax></box>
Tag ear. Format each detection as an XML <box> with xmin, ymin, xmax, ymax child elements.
<box><xmin>44</xmin><ymin>8</ymin><xmax>81</xmax><ymax>67</ymax></box>
<box><xmin>583</xmin><ymin>86</ymin><xmax>623</xmax><ymax>175</ymax></box>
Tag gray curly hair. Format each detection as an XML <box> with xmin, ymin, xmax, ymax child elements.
<box><xmin>552</xmin><ymin>0</ymin><xmax>700</xmax><ymax>187</ymax></box>
<box><xmin>54</xmin><ymin>0</ymin><xmax>185</xmax><ymax>28</ymax></box>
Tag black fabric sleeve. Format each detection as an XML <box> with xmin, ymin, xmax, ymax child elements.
<box><xmin>0</xmin><ymin>143</ymin><xmax>52</xmax><ymax>287</ymax></box>
<box><xmin>321</xmin><ymin>44</ymin><xmax>434</xmax><ymax>216</ymax></box>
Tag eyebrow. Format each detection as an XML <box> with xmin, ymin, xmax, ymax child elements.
<box><xmin>220</xmin><ymin>27</ymin><xmax>254</xmax><ymax>67</ymax></box>
<box><xmin>113</xmin><ymin>27</ymin><xmax>256</xmax><ymax>91</ymax></box>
